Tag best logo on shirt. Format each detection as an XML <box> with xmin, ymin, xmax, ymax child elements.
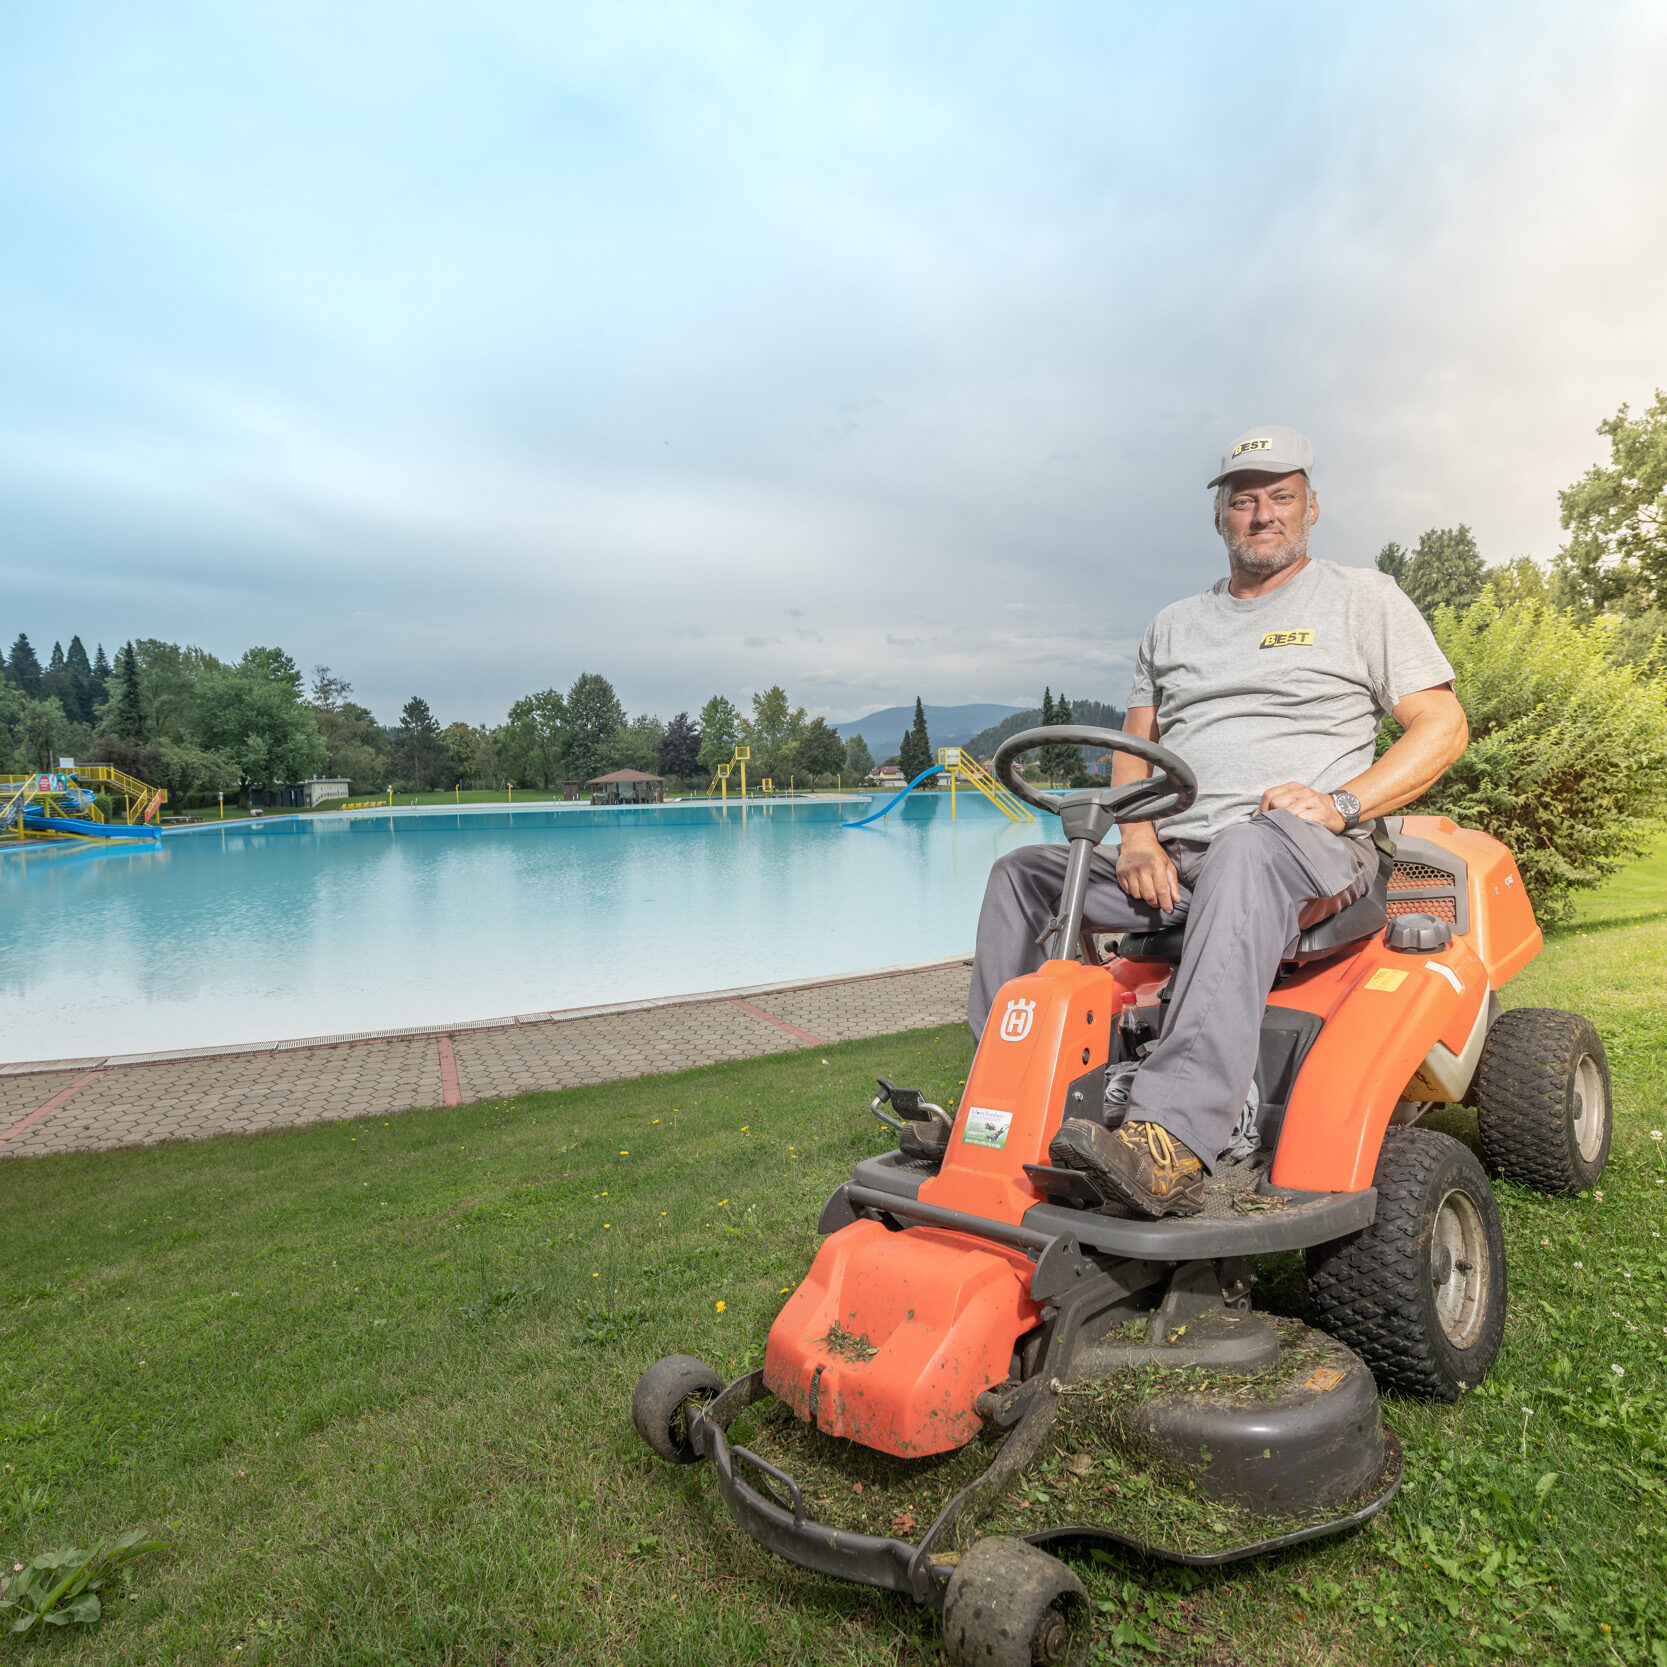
<box><xmin>1259</xmin><ymin>628</ymin><xmax>1316</xmax><ymax>649</ymax></box>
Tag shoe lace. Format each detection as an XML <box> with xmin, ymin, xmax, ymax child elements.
<box><xmin>1125</xmin><ymin>1120</ymin><xmax>1178</xmax><ymax>1169</ymax></box>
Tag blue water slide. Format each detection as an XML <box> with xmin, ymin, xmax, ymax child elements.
<box><xmin>842</xmin><ymin>765</ymin><xmax>941</xmax><ymax>829</ymax></box>
<box><xmin>21</xmin><ymin>808</ymin><xmax>160</xmax><ymax>841</ymax></box>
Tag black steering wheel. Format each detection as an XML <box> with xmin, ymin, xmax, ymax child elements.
<box><xmin>992</xmin><ymin>725</ymin><xmax>1196</xmax><ymax>827</ymax></box>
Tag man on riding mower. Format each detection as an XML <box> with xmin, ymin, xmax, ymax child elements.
<box><xmin>968</xmin><ymin>426</ymin><xmax>1470</xmax><ymax>1219</ymax></box>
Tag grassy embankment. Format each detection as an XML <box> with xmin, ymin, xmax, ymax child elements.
<box><xmin>2</xmin><ymin>849</ymin><xmax>1663</xmax><ymax>1665</ymax></box>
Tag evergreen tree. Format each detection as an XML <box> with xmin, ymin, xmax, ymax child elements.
<box><xmin>41</xmin><ymin>643</ymin><xmax>71</xmax><ymax>714</ymax></box>
<box><xmin>897</xmin><ymin>696</ymin><xmax>933</xmax><ymax>781</ymax></box>
<box><xmin>66</xmin><ymin>636</ymin><xmax>94</xmax><ymax>723</ymax></box>
<box><xmin>91</xmin><ymin>644</ymin><xmax>111</xmax><ymax>704</ymax></box>
<box><xmin>107</xmin><ymin>641</ymin><xmax>147</xmax><ymax>740</ymax></box>
<box><xmin>659</xmin><ymin>711</ymin><xmax>702</xmax><ymax>778</ymax></box>
<box><xmin>8</xmin><ymin>634</ymin><xmax>42</xmax><ymax>697</ymax></box>
<box><xmin>1403</xmin><ymin>525</ymin><xmax>1486</xmax><ymax>620</ymax></box>
<box><xmin>1376</xmin><ymin>541</ymin><xmax>1408</xmax><ymax>584</ymax></box>
<box><xmin>390</xmin><ymin>696</ymin><xmax>443</xmax><ymax>792</ymax></box>
<box><xmin>1043</xmin><ymin>691</ymin><xmax>1079</xmax><ymax>783</ymax></box>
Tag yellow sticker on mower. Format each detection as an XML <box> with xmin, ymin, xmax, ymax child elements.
<box><xmin>1364</xmin><ymin>968</ymin><xmax>1409</xmax><ymax>992</ymax></box>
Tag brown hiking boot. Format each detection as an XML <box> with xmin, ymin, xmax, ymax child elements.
<box><xmin>1048</xmin><ymin>1119</ymin><xmax>1205</xmax><ymax>1218</ymax></box>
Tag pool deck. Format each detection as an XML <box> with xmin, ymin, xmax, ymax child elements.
<box><xmin>0</xmin><ymin>957</ymin><xmax>974</xmax><ymax>1159</ymax></box>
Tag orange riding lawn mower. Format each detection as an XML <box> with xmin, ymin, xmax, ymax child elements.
<box><xmin>633</xmin><ymin>726</ymin><xmax>1612</xmax><ymax>1666</ymax></box>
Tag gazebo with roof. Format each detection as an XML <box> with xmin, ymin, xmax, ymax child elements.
<box><xmin>586</xmin><ymin>769</ymin><xmax>665</xmax><ymax>806</ymax></box>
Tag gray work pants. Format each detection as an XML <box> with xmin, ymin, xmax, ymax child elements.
<box><xmin>967</xmin><ymin>810</ymin><xmax>1372</xmax><ymax>1169</ymax></box>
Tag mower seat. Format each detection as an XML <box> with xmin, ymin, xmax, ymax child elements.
<box><xmin>1116</xmin><ymin>822</ymin><xmax>1396</xmax><ymax>968</ymax></box>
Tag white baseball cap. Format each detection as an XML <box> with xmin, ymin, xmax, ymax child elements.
<box><xmin>1207</xmin><ymin>426</ymin><xmax>1315</xmax><ymax>489</ymax></box>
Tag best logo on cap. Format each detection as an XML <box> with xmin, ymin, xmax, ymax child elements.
<box><xmin>1207</xmin><ymin>426</ymin><xmax>1315</xmax><ymax>488</ymax></box>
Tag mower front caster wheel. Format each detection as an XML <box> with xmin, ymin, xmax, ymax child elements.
<box><xmin>1307</xmin><ymin>1127</ymin><xmax>1506</xmax><ymax>1402</ymax></box>
<box><xmin>1473</xmin><ymin>1008</ymin><xmax>1611</xmax><ymax>1195</ymax></box>
<box><xmin>632</xmin><ymin>1355</ymin><xmax>724</xmax><ymax>1465</ymax></box>
<box><xmin>942</xmin><ymin>1536</ymin><xmax>1088</xmax><ymax>1667</ymax></box>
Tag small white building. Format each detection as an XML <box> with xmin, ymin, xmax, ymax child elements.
<box><xmin>301</xmin><ymin>777</ymin><xmax>351</xmax><ymax>808</ymax></box>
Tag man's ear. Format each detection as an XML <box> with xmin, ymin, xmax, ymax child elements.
<box><xmin>1307</xmin><ymin>490</ymin><xmax>1320</xmax><ymax>527</ymax></box>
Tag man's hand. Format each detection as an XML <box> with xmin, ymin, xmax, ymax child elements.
<box><xmin>1116</xmin><ymin>830</ymin><xmax>1181</xmax><ymax>912</ymax></box>
<box><xmin>1258</xmin><ymin>781</ymin><xmax>1345</xmax><ymax>831</ymax></box>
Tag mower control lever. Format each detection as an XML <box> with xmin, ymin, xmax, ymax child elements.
<box><xmin>870</xmin><ymin>1077</ymin><xmax>949</xmax><ymax>1134</ymax></box>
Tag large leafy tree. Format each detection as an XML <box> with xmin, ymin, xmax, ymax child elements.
<box><xmin>844</xmin><ymin>732</ymin><xmax>876</xmax><ymax>782</ymax></box>
<box><xmin>193</xmin><ymin>649</ymin><xmax>328</xmax><ymax>798</ymax></box>
<box><xmin>1375</xmin><ymin>542</ymin><xmax>1408</xmax><ymax>584</ymax></box>
<box><xmin>1402</xmin><ymin>525</ymin><xmax>1486</xmax><ymax>619</ymax></box>
<box><xmin>796</xmin><ymin>716</ymin><xmax>846</xmax><ymax>783</ymax></box>
<box><xmin>659</xmin><ymin>711</ymin><xmax>701</xmax><ymax>778</ymax></box>
<box><xmin>1556</xmin><ymin>389</ymin><xmax>1667</xmax><ymax>614</ymax></box>
<box><xmin>499</xmin><ymin>689</ymin><xmax>566</xmax><ymax>788</ymax></box>
<box><xmin>135</xmin><ymin>640</ymin><xmax>223</xmax><ymax>739</ymax></box>
<box><xmin>696</xmin><ymin>695</ymin><xmax>741</xmax><ymax>774</ymax></box>
<box><xmin>607</xmin><ymin>713</ymin><xmax>665</xmax><ymax>774</ymax></box>
<box><xmin>390</xmin><ymin>696</ymin><xmax>444</xmax><ymax>792</ymax></box>
<box><xmin>897</xmin><ymin>696</ymin><xmax>933</xmax><ymax>781</ymax></box>
<box><xmin>744</xmin><ymin>685</ymin><xmax>806</xmax><ymax>783</ymax></box>
<box><xmin>563</xmin><ymin>672</ymin><xmax>626</xmax><ymax>782</ymax></box>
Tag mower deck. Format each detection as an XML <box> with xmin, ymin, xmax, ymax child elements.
<box><xmin>687</xmin><ymin>1312</ymin><xmax>1404</xmax><ymax>1596</ymax></box>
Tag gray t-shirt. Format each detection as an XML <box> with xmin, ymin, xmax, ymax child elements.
<box><xmin>1127</xmin><ymin>558</ymin><xmax>1455</xmax><ymax>844</ymax></box>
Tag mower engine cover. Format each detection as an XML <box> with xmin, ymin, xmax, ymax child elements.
<box><xmin>763</xmin><ymin>1219</ymin><xmax>1041</xmax><ymax>1456</ymax></box>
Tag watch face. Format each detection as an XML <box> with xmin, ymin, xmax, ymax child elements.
<box><xmin>1333</xmin><ymin>790</ymin><xmax>1361</xmax><ymax>823</ymax></box>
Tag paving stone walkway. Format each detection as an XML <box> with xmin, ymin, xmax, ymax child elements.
<box><xmin>0</xmin><ymin>960</ymin><xmax>973</xmax><ymax>1159</ymax></box>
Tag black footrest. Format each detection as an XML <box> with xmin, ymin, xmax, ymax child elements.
<box><xmin>1022</xmin><ymin>1163</ymin><xmax>1107</xmax><ymax>1209</ymax></box>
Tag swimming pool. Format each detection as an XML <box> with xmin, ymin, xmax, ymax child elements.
<box><xmin>0</xmin><ymin>797</ymin><xmax>1060</xmax><ymax>1063</ymax></box>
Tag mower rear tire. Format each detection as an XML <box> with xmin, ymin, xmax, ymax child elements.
<box><xmin>1306</xmin><ymin>1127</ymin><xmax>1506</xmax><ymax>1402</ymax></box>
<box><xmin>632</xmin><ymin>1355</ymin><xmax>724</xmax><ymax>1465</ymax></box>
<box><xmin>942</xmin><ymin>1536</ymin><xmax>1088</xmax><ymax>1667</ymax></box>
<box><xmin>1473</xmin><ymin>1008</ymin><xmax>1611</xmax><ymax>1195</ymax></box>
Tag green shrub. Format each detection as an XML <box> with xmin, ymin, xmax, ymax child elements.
<box><xmin>1400</xmin><ymin>593</ymin><xmax>1667</xmax><ymax>921</ymax></box>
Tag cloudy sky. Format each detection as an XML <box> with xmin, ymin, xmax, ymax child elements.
<box><xmin>3</xmin><ymin>2</ymin><xmax>1666</xmax><ymax>725</ymax></box>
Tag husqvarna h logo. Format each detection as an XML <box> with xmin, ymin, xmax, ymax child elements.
<box><xmin>999</xmin><ymin>998</ymin><xmax>1036</xmax><ymax>1042</ymax></box>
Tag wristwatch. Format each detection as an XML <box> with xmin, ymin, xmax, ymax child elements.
<box><xmin>1330</xmin><ymin>789</ymin><xmax>1362</xmax><ymax>831</ymax></box>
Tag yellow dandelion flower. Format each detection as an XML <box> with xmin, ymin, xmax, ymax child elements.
<box><xmin>603</xmin><ymin>1223</ymin><xmax>611</xmax><ymax>1230</ymax></box>
<box><xmin>779</xmin><ymin>1287</ymin><xmax>791</xmax><ymax>1295</ymax></box>
<box><xmin>715</xmin><ymin>1301</ymin><xmax>727</xmax><ymax>1313</ymax></box>
<box><xmin>741</xmin><ymin>1125</ymin><xmax>750</xmax><ymax>1133</ymax></box>
<box><xmin>620</xmin><ymin>1149</ymin><xmax>630</xmax><ymax>1156</ymax></box>
<box><xmin>717</xmin><ymin>1199</ymin><xmax>729</xmax><ymax>1207</ymax></box>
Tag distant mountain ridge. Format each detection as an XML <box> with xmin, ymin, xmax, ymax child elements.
<box><xmin>963</xmin><ymin>699</ymin><xmax>1126</xmax><ymax>761</ymax></box>
<box><xmin>832</xmin><ymin>702</ymin><xmax>1027</xmax><ymax>755</ymax></box>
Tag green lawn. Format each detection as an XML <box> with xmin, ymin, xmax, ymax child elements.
<box><xmin>2</xmin><ymin>853</ymin><xmax>1664</xmax><ymax>1665</ymax></box>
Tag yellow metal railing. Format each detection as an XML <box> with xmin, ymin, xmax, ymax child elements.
<box><xmin>936</xmin><ymin>747</ymin><xmax>1035</xmax><ymax>824</ymax></box>
<box><xmin>708</xmin><ymin>744</ymin><xmax>752</xmax><ymax>801</ymax></box>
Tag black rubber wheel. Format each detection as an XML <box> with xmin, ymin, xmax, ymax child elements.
<box><xmin>1306</xmin><ymin>1127</ymin><xmax>1506</xmax><ymax>1402</ymax></box>
<box><xmin>1473</xmin><ymin>1008</ymin><xmax>1611</xmax><ymax>1195</ymax></box>
<box><xmin>631</xmin><ymin>1354</ymin><xmax>724</xmax><ymax>1464</ymax></box>
<box><xmin>942</xmin><ymin>1536</ymin><xmax>1088</xmax><ymax>1667</ymax></box>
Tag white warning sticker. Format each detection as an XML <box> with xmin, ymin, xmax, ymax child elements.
<box><xmin>961</xmin><ymin>1107</ymin><xmax>1013</xmax><ymax>1150</ymax></box>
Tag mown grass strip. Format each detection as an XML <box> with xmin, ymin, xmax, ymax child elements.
<box><xmin>2</xmin><ymin>854</ymin><xmax>1664</xmax><ymax>1665</ymax></box>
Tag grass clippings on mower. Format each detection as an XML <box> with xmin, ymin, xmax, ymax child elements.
<box><xmin>733</xmin><ymin>1316</ymin><xmax>1380</xmax><ymax>1562</ymax></box>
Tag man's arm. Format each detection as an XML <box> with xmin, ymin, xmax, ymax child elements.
<box><xmin>1258</xmin><ymin>685</ymin><xmax>1469</xmax><ymax>831</ymax></box>
<box><xmin>1111</xmin><ymin>705</ymin><xmax>1182</xmax><ymax>911</ymax></box>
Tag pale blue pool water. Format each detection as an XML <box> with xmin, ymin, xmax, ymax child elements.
<box><xmin>0</xmin><ymin>797</ymin><xmax>1061</xmax><ymax>1062</ymax></box>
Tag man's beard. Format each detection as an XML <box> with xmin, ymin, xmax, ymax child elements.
<box><xmin>1223</xmin><ymin>520</ymin><xmax>1311</xmax><ymax>579</ymax></box>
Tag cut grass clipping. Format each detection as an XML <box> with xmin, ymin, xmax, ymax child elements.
<box><xmin>2</xmin><ymin>847</ymin><xmax>1665</xmax><ymax>1663</ymax></box>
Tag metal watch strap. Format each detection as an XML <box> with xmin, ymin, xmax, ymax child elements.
<box><xmin>1330</xmin><ymin>790</ymin><xmax>1361</xmax><ymax>831</ymax></box>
